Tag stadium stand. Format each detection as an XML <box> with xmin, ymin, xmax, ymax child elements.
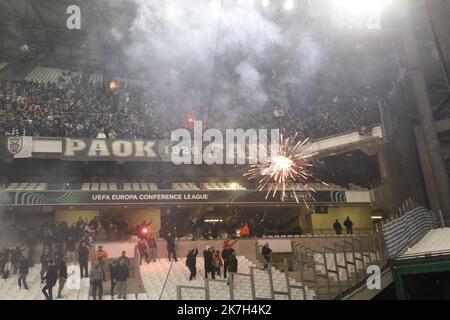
<box><xmin>24</xmin><ymin>67</ymin><xmax>82</xmax><ymax>84</ymax></box>
<box><xmin>0</xmin><ymin>263</ymin><xmax>90</xmax><ymax>300</ymax></box>
<box><xmin>140</xmin><ymin>256</ymin><xmax>315</xmax><ymax>300</ymax></box>
<box><xmin>400</xmin><ymin>228</ymin><xmax>450</xmax><ymax>256</ymax></box>
<box><xmin>88</xmin><ymin>73</ymin><xmax>103</xmax><ymax>85</ymax></box>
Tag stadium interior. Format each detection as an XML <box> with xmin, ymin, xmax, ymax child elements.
<box><xmin>0</xmin><ymin>0</ymin><xmax>449</xmax><ymax>301</ymax></box>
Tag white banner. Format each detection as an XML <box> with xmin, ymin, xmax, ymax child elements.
<box><xmin>7</xmin><ymin>136</ymin><xmax>33</xmax><ymax>158</ymax></box>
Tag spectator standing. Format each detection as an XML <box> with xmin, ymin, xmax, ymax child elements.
<box><xmin>147</xmin><ymin>234</ymin><xmax>158</xmax><ymax>262</ymax></box>
<box><xmin>92</xmin><ymin>245</ymin><xmax>108</xmax><ymax>281</ymax></box>
<box><xmin>195</xmin><ymin>219</ymin><xmax>204</xmax><ymax>241</ymax></box>
<box><xmin>89</xmin><ymin>263</ymin><xmax>103</xmax><ymax>300</ymax></box>
<box><xmin>40</xmin><ymin>248</ymin><xmax>51</xmax><ymax>283</ymax></box>
<box><xmin>344</xmin><ymin>217</ymin><xmax>354</xmax><ymax>234</ymax></box>
<box><xmin>0</xmin><ymin>248</ymin><xmax>8</xmax><ymax>277</ymax></box>
<box><xmin>213</xmin><ymin>250</ymin><xmax>223</xmax><ymax>278</ymax></box>
<box><xmin>108</xmin><ymin>260</ymin><xmax>118</xmax><ymax>299</ymax></box>
<box><xmin>203</xmin><ymin>246</ymin><xmax>214</xmax><ymax>279</ymax></box>
<box><xmin>78</xmin><ymin>242</ymin><xmax>89</xmax><ymax>278</ymax></box>
<box><xmin>53</xmin><ymin>244</ymin><xmax>64</xmax><ymax>267</ymax></box>
<box><xmin>18</xmin><ymin>257</ymin><xmax>29</xmax><ymax>290</ymax></box>
<box><xmin>190</xmin><ymin>217</ymin><xmax>197</xmax><ymax>241</ymax></box>
<box><xmin>115</xmin><ymin>259</ymin><xmax>129</xmax><ymax>300</ymax></box>
<box><xmin>166</xmin><ymin>232</ymin><xmax>177</xmax><ymax>262</ymax></box>
<box><xmin>261</xmin><ymin>243</ymin><xmax>272</xmax><ymax>270</ymax></box>
<box><xmin>11</xmin><ymin>246</ymin><xmax>22</xmax><ymax>274</ymax></box>
<box><xmin>56</xmin><ymin>256</ymin><xmax>68</xmax><ymax>299</ymax></box>
<box><xmin>186</xmin><ymin>248</ymin><xmax>198</xmax><ymax>281</ymax></box>
<box><xmin>227</xmin><ymin>250</ymin><xmax>238</xmax><ymax>285</ymax></box>
<box><xmin>118</xmin><ymin>251</ymin><xmax>131</xmax><ymax>268</ymax></box>
<box><xmin>2</xmin><ymin>255</ymin><xmax>12</xmax><ymax>280</ymax></box>
<box><xmin>333</xmin><ymin>219</ymin><xmax>343</xmax><ymax>235</ymax></box>
<box><xmin>221</xmin><ymin>240</ymin><xmax>237</xmax><ymax>279</ymax></box>
<box><xmin>137</xmin><ymin>239</ymin><xmax>148</xmax><ymax>265</ymax></box>
<box><xmin>239</xmin><ymin>223</ymin><xmax>250</xmax><ymax>238</ymax></box>
<box><xmin>65</xmin><ymin>235</ymin><xmax>76</xmax><ymax>263</ymax></box>
<box><xmin>42</xmin><ymin>260</ymin><xmax>58</xmax><ymax>300</ymax></box>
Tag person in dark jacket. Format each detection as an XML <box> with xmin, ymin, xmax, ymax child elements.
<box><xmin>53</xmin><ymin>244</ymin><xmax>64</xmax><ymax>268</ymax></box>
<box><xmin>333</xmin><ymin>219</ymin><xmax>343</xmax><ymax>235</ymax></box>
<box><xmin>42</xmin><ymin>260</ymin><xmax>58</xmax><ymax>300</ymax></box>
<box><xmin>78</xmin><ymin>242</ymin><xmax>89</xmax><ymax>278</ymax></box>
<box><xmin>186</xmin><ymin>248</ymin><xmax>198</xmax><ymax>281</ymax></box>
<box><xmin>227</xmin><ymin>250</ymin><xmax>238</xmax><ymax>285</ymax></box>
<box><xmin>40</xmin><ymin>248</ymin><xmax>51</xmax><ymax>283</ymax></box>
<box><xmin>137</xmin><ymin>239</ymin><xmax>148</xmax><ymax>265</ymax></box>
<box><xmin>147</xmin><ymin>234</ymin><xmax>158</xmax><ymax>262</ymax></box>
<box><xmin>203</xmin><ymin>246</ymin><xmax>214</xmax><ymax>279</ymax></box>
<box><xmin>57</xmin><ymin>256</ymin><xmax>68</xmax><ymax>299</ymax></box>
<box><xmin>108</xmin><ymin>260</ymin><xmax>118</xmax><ymax>299</ymax></box>
<box><xmin>18</xmin><ymin>257</ymin><xmax>29</xmax><ymax>290</ymax></box>
<box><xmin>0</xmin><ymin>248</ymin><xmax>8</xmax><ymax>276</ymax></box>
<box><xmin>118</xmin><ymin>251</ymin><xmax>131</xmax><ymax>268</ymax></box>
<box><xmin>115</xmin><ymin>259</ymin><xmax>129</xmax><ymax>300</ymax></box>
<box><xmin>166</xmin><ymin>232</ymin><xmax>177</xmax><ymax>262</ymax></box>
<box><xmin>344</xmin><ymin>217</ymin><xmax>353</xmax><ymax>234</ymax></box>
<box><xmin>89</xmin><ymin>263</ymin><xmax>104</xmax><ymax>300</ymax></box>
<box><xmin>221</xmin><ymin>241</ymin><xmax>237</xmax><ymax>279</ymax></box>
<box><xmin>261</xmin><ymin>243</ymin><xmax>272</xmax><ymax>269</ymax></box>
<box><xmin>11</xmin><ymin>246</ymin><xmax>22</xmax><ymax>275</ymax></box>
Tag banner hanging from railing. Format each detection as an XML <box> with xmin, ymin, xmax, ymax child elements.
<box><xmin>382</xmin><ymin>207</ymin><xmax>438</xmax><ymax>258</ymax></box>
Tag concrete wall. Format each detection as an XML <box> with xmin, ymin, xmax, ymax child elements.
<box><xmin>55</xmin><ymin>210</ymin><xmax>100</xmax><ymax>224</ymax></box>
<box><xmin>311</xmin><ymin>206</ymin><xmax>374</xmax><ymax>232</ymax></box>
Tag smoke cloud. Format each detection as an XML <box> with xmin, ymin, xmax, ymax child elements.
<box><xmin>122</xmin><ymin>0</ymin><xmax>323</xmax><ymax>128</ymax></box>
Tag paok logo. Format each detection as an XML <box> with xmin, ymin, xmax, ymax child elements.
<box><xmin>366</xmin><ymin>265</ymin><xmax>381</xmax><ymax>290</ymax></box>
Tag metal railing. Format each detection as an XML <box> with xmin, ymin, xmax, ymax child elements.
<box><xmin>292</xmin><ymin>232</ymin><xmax>388</xmax><ymax>300</ymax></box>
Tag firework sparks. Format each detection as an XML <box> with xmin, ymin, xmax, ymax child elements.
<box><xmin>108</xmin><ymin>79</ymin><xmax>120</xmax><ymax>91</ymax></box>
<box><xmin>244</xmin><ymin>134</ymin><xmax>328</xmax><ymax>204</ymax></box>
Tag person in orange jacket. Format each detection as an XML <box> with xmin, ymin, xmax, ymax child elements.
<box><xmin>239</xmin><ymin>223</ymin><xmax>250</xmax><ymax>238</ymax></box>
<box><xmin>92</xmin><ymin>246</ymin><xmax>108</xmax><ymax>281</ymax></box>
<box><xmin>212</xmin><ymin>250</ymin><xmax>224</xmax><ymax>278</ymax></box>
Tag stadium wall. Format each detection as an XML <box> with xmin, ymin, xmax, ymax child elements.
<box><xmin>311</xmin><ymin>206</ymin><xmax>374</xmax><ymax>232</ymax></box>
<box><xmin>54</xmin><ymin>208</ymin><xmax>161</xmax><ymax>231</ymax></box>
<box><xmin>55</xmin><ymin>210</ymin><xmax>99</xmax><ymax>224</ymax></box>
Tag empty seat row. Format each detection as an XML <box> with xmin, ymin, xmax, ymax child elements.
<box><xmin>139</xmin><ymin>256</ymin><xmax>315</xmax><ymax>300</ymax></box>
<box><xmin>171</xmin><ymin>183</ymin><xmax>199</xmax><ymax>190</ymax></box>
<box><xmin>81</xmin><ymin>182</ymin><xmax>117</xmax><ymax>191</ymax></box>
<box><xmin>123</xmin><ymin>182</ymin><xmax>158</xmax><ymax>191</ymax></box>
<box><xmin>203</xmin><ymin>182</ymin><xmax>245</xmax><ymax>190</ymax></box>
<box><xmin>5</xmin><ymin>182</ymin><xmax>47</xmax><ymax>191</ymax></box>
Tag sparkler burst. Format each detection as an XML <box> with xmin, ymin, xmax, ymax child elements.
<box><xmin>108</xmin><ymin>79</ymin><xmax>120</xmax><ymax>91</ymax></box>
<box><xmin>244</xmin><ymin>134</ymin><xmax>328</xmax><ymax>204</ymax></box>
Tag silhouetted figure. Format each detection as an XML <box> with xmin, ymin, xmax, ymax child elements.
<box><xmin>186</xmin><ymin>248</ymin><xmax>198</xmax><ymax>281</ymax></box>
<box><xmin>344</xmin><ymin>216</ymin><xmax>353</xmax><ymax>234</ymax></box>
<box><xmin>42</xmin><ymin>260</ymin><xmax>58</xmax><ymax>300</ymax></box>
<box><xmin>333</xmin><ymin>219</ymin><xmax>343</xmax><ymax>235</ymax></box>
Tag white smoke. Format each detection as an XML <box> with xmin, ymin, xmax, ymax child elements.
<box><xmin>123</xmin><ymin>0</ymin><xmax>322</xmax><ymax>127</ymax></box>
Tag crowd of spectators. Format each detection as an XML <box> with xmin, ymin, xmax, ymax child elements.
<box><xmin>0</xmin><ymin>74</ymin><xmax>387</xmax><ymax>141</ymax></box>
